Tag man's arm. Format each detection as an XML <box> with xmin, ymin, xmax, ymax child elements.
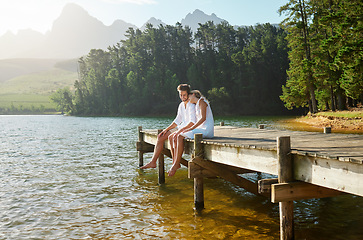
<box><xmin>159</xmin><ymin>122</ymin><xmax>177</xmax><ymax>136</ymax></box>
<box><xmin>173</xmin><ymin>103</ymin><xmax>196</xmax><ymax>136</ymax></box>
<box><xmin>172</xmin><ymin>103</ymin><xmax>183</xmax><ymax>126</ymax></box>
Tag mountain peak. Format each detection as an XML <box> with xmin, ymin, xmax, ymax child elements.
<box><xmin>192</xmin><ymin>9</ymin><xmax>204</xmax><ymax>14</ymax></box>
<box><xmin>61</xmin><ymin>3</ymin><xmax>89</xmax><ymax>16</ymax></box>
<box><xmin>140</xmin><ymin>17</ymin><xmax>166</xmax><ymax>31</ymax></box>
<box><xmin>181</xmin><ymin>9</ymin><xmax>226</xmax><ymax>32</ymax></box>
<box><xmin>0</xmin><ymin>6</ymin><xmax>230</xmax><ymax>59</ymax></box>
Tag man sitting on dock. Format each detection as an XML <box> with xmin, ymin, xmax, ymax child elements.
<box><xmin>140</xmin><ymin>84</ymin><xmax>196</xmax><ymax>170</ymax></box>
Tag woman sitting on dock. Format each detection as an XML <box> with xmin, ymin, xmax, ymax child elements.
<box><xmin>168</xmin><ymin>90</ymin><xmax>214</xmax><ymax>176</ymax></box>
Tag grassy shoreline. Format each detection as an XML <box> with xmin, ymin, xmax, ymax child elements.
<box><xmin>279</xmin><ymin>108</ymin><xmax>363</xmax><ymax>134</ymax></box>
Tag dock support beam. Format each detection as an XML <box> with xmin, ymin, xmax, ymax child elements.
<box><xmin>277</xmin><ymin>136</ymin><xmax>294</xmax><ymax>240</ymax></box>
<box><xmin>194</xmin><ymin>133</ymin><xmax>204</xmax><ymax>210</ymax></box>
<box><xmin>138</xmin><ymin>126</ymin><xmax>144</xmax><ymax>167</ymax></box>
<box><xmin>158</xmin><ymin>129</ymin><xmax>165</xmax><ymax>184</ymax></box>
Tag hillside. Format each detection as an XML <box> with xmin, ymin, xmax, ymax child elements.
<box><xmin>0</xmin><ymin>58</ymin><xmax>61</xmax><ymax>82</ymax></box>
<box><xmin>0</xmin><ymin>58</ymin><xmax>78</xmax><ymax>112</ymax></box>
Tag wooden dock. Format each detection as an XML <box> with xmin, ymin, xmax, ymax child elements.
<box><xmin>136</xmin><ymin>125</ymin><xmax>363</xmax><ymax>239</ymax></box>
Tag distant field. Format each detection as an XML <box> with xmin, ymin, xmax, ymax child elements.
<box><xmin>0</xmin><ymin>68</ymin><xmax>77</xmax><ymax>95</ymax></box>
<box><xmin>0</xmin><ymin>58</ymin><xmax>78</xmax><ymax>82</ymax></box>
<box><xmin>0</xmin><ymin>94</ymin><xmax>56</xmax><ymax>109</ymax></box>
<box><xmin>0</xmin><ymin>58</ymin><xmax>78</xmax><ymax>112</ymax></box>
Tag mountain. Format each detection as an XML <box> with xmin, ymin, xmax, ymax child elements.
<box><xmin>0</xmin><ymin>4</ymin><xmax>262</xmax><ymax>59</ymax></box>
<box><xmin>141</xmin><ymin>10</ymin><xmax>226</xmax><ymax>33</ymax></box>
<box><xmin>0</xmin><ymin>29</ymin><xmax>46</xmax><ymax>59</ymax></box>
<box><xmin>140</xmin><ymin>17</ymin><xmax>166</xmax><ymax>31</ymax></box>
<box><xmin>181</xmin><ymin>9</ymin><xmax>225</xmax><ymax>32</ymax></box>
<box><xmin>0</xmin><ymin>3</ymin><xmax>136</xmax><ymax>59</ymax></box>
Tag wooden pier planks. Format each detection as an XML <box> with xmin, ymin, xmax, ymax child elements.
<box><xmin>141</xmin><ymin>126</ymin><xmax>363</xmax><ymax>197</ymax></box>
<box><xmin>210</xmin><ymin>126</ymin><xmax>363</xmax><ymax>164</ymax></box>
<box><xmin>138</xmin><ymin>125</ymin><xmax>363</xmax><ymax>240</ymax></box>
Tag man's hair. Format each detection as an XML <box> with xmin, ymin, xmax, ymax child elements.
<box><xmin>177</xmin><ymin>84</ymin><xmax>191</xmax><ymax>94</ymax></box>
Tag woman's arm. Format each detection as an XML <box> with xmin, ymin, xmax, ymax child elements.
<box><xmin>173</xmin><ymin>122</ymin><xmax>194</xmax><ymax>136</ymax></box>
<box><xmin>183</xmin><ymin>99</ymin><xmax>207</xmax><ymax>132</ymax></box>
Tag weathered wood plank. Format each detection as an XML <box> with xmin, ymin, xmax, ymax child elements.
<box><xmin>157</xmin><ymin>129</ymin><xmax>165</xmax><ymax>184</ymax></box>
<box><xmin>203</xmin><ymin>144</ymin><xmax>278</xmax><ymax>175</ymax></box>
<box><xmin>277</xmin><ymin>136</ymin><xmax>294</xmax><ymax>240</ymax></box>
<box><xmin>136</xmin><ymin>141</ymin><xmax>154</xmax><ymax>152</ymax></box>
<box><xmin>141</xmin><ymin>126</ymin><xmax>363</xmax><ymax>197</ymax></box>
<box><xmin>258</xmin><ymin>178</ymin><xmax>278</xmax><ymax>195</ymax></box>
<box><xmin>271</xmin><ymin>182</ymin><xmax>342</xmax><ymax>203</ymax></box>
<box><xmin>188</xmin><ymin>161</ymin><xmax>217</xmax><ymax>178</ymax></box>
<box><xmin>191</xmin><ymin>156</ymin><xmax>267</xmax><ymax>197</ymax></box>
<box><xmin>137</xmin><ymin>126</ymin><xmax>144</xmax><ymax>167</ymax></box>
<box><xmin>293</xmin><ymin>155</ymin><xmax>363</xmax><ymax>197</ymax></box>
<box><xmin>194</xmin><ymin>134</ymin><xmax>204</xmax><ymax>210</ymax></box>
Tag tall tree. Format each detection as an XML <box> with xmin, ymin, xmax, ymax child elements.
<box><xmin>279</xmin><ymin>0</ymin><xmax>318</xmax><ymax>113</ymax></box>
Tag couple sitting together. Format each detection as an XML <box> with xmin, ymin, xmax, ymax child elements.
<box><xmin>140</xmin><ymin>84</ymin><xmax>214</xmax><ymax>176</ymax></box>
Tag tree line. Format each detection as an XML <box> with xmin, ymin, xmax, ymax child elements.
<box><xmin>53</xmin><ymin>22</ymin><xmax>290</xmax><ymax>116</ymax></box>
<box><xmin>52</xmin><ymin>0</ymin><xmax>362</xmax><ymax>116</ymax></box>
<box><xmin>279</xmin><ymin>0</ymin><xmax>362</xmax><ymax>113</ymax></box>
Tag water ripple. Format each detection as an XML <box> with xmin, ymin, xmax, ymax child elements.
<box><xmin>0</xmin><ymin>115</ymin><xmax>362</xmax><ymax>239</ymax></box>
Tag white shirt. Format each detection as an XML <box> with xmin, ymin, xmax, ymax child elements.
<box><xmin>173</xmin><ymin>101</ymin><xmax>196</xmax><ymax>129</ymax></box>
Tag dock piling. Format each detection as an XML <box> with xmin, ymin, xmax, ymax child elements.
<box><xmin>193</xmin><ymin>133</ymin><xmax>204</xmax><ymax>210</ymax></box>
<box><xmin>138</xmin><ymin>126</ymin><xmax>144</xmax><ymax>167</ymax></box>
<box><xmin>277</xmin><ymin>136</ymin><xmax>294</xmax><ymax>240</ymax></box>
<box><xmin>157</xmin><ymin>129</ymin><xmax>165</xmax><ymax>184</ymax></box>
<box><xmin>324</xmin><ymin>127</ymin><xmax>331</xmax><ymax>134</ymax></box>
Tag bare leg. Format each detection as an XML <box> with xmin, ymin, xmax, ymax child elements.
<box><xmin>140</xmin><ymin>131</ymin><xmax>171</xmax><ymax>169</ymax></box>
<box><xmin>171</xmin><ymin>133</ymin><xmax>179</xmax><ymax>165</ymax></box>
<box><xmin>168</xmin><ymin>132</ymin><xmax>176</xmax><ymax>162</ymax></box>
<box><xmin>168</xmin><ymin>134</ymin><xmax>184</xmax><ymax>176</ymax></box>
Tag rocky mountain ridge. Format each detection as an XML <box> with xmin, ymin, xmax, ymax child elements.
<box><xmin>0</xmin><ymin>3</ymin><xmax>255</xmax><ymax>59</ymax></box>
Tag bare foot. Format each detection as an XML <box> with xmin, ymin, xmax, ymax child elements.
<box><xmin>140</xmin><ymin>162</ymin><xmax>157</xmax><ymax>169</ymax></box>
<box><xmin>167</xmin><ymin>164</ymin><xmax>181</xmax><ymax>177</ymax></box>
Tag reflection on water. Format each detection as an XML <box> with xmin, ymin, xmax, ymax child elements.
<box><xmin>0</xmin><ymin>115</ymin><xmax>362</xmax><ymax>239</ymax></box>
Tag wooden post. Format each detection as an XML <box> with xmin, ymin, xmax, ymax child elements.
<box><xmin>194</xmin><ymin>133</ymin><xmax>204</xmax><ymax>210</ymax></box>
<box><xmin>259</xmin><ymin>124</ymin><xmax>265</xmax><ymax>129</ymax></box>
<box><xmin>324</xmin><ymin>127</ymin><xmax>331</xmax><ymax>134</ymax></box>
<box><xmin>138</xmin><ymin>126</ymin><xmax>144</xmax><ymax>167</ymax></box>
<box><xmin>277</xmin><ymin>136</ymin><xmax>294</xmax><ymax>240</ymax></box>
<box><xmin>220</xmin><ymin>121</ymin><xmax>225</xmax><ymax>126</ymax></box>
<box><xmin>158</xmin><ymin>129</ymin><xmax>165</xmax><ymax>184</ymax></box>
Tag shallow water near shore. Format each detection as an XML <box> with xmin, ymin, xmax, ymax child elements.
<box><xmin>1</xmin><ymin>115</ymin><xmax>362</xmax><ymax>239</ymax></box>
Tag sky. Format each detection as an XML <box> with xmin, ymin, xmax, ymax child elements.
<box><xmin>0</xmin><ymin>0</ymin><xmax>288</xmax><ymax>36</ymax></box>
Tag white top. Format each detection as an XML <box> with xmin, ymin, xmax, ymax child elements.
<box><xmin>181</xmin><ymin>97</ymin><xmax>214</xmax><ymax>139</ymax></box>
<box><xmin>173</xmin><ymin>101</ymin><xmax>196</xmax><ymax>129</ymax></box>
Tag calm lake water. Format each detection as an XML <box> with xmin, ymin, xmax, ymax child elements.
<box><xmin>0</xmin><ymin>115</ymin><xmax>362</xmax><ymax>239</ymax></box>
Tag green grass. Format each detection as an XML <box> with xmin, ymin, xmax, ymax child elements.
<box><xmin>0</xmin><ymin>65</ymin><xmax>77</xmax><ymax>113</ymax></box>
<box><xmin>316</xmin><ymin>110</ymin><xmax>363</xmax><ymax>118</ymax></box>
<box><xmin>0</xmin><ymin>94</ymin><xmax>56</xmax><ymax>109</ymax></box>
<box><xmin>0</xmin><ymin>68</ymin><xmax>77</xmax><ymax>95</ymax></box>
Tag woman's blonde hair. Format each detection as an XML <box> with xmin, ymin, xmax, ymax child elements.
<box><xmin>190</xmin><ymin>90</ymin><xmax>203</xmax><ymax>98</ymax></box>
<box><xmin>192</xmin><ymin>90</ymin><xmax>209</xmax><ymax>104</ymax></box>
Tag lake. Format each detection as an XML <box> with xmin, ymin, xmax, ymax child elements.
<box><xmin>0</xmin><ymin>115</ymin><xmax>362</xmax><ymax>239</ymax></box>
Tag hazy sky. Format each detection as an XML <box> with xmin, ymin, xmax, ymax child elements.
<box><xmin>0</xmin><ymin>0</ymin><xmax>288</xmax><ymax>36</ymax></box>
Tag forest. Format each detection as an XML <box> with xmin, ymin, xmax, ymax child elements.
<box><xmin>52</xmin><ymin>0</ymin><xmax>362</xmax><ymax>116</ymax></box>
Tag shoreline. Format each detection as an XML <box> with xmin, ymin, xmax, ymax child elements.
<box><xmin>278</xmin><ymin>110</ymin><xmax>363</xmax><ymax>134</ymax></box>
